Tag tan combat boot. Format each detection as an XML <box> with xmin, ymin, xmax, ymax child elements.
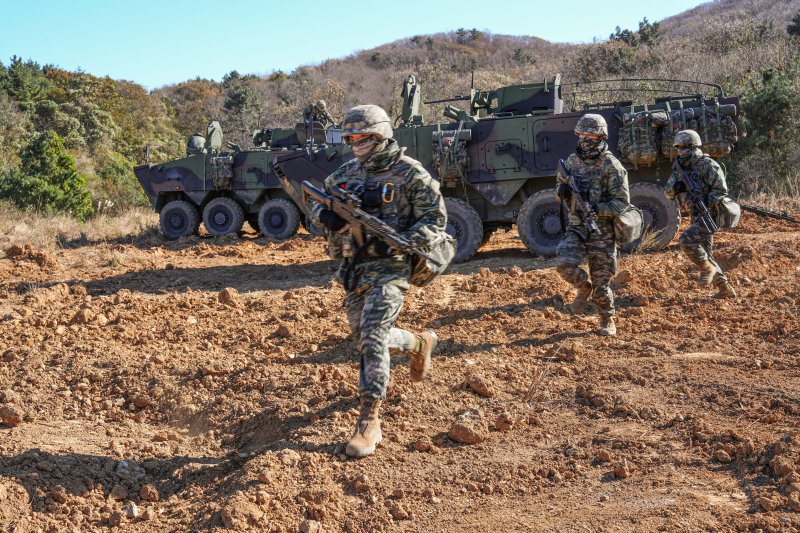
<box><xmin>598</xmin><ymin>316</ymin><xmax>617</xmax><ymax>337</ymax></box>
<box><xmin>345</xmin><ymin>397</ymin><xmax>382</xmax><ymax>458</ymax></box>
<box><xmin>697</xmin><ymin>261</ymin><xmax>716</xmax><ymax>287</ymax></box>
<box><xmin>409</xmin><ymin>331</ymin><xmax>437</xmax><ymax>382</ymax></box>
<box><xmin>567</xmin><ymin>282</ymin><xmax>593</xmax><ymax>314</ymax></box>
<box><xmin>713</xmin><ymin>282</ymin><xmax>737</xmax><ymax>299</ymax></box>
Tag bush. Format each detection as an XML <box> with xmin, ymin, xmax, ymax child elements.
<box><xmin>88</xmin><ymin>153</ymin><xmax>149</xmax><ymax>214</ymax></box>
<box><xmin>0</xmin><ymin>130</ymin><xmax>92</xmax><ymax>220</ymax></box>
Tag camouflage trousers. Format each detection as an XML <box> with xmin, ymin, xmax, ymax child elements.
<box><xmin>556</xmin><ymin>227</ymin><xmax>617</xmax><ymax>317</ymax></box>
<box><xmin>344</xmin><ymin>283</ymin><xmax>418</xmax><ymax>400</ymax></box>
<box><xmin>679</xmin><ymin>220</ymin><xmax>728</xmax><ymax>288</ymax></box>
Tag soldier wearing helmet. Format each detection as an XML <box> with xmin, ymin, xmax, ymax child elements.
<box><xmin>664</xmin><ymin>129</ymin><xmax>736</xmax><ymax>299</ymax></box>
<box><xmin>302</xmin><ymin>99</ymin><xmax>336</xmax><ymax>128</ymax></box>
<box><xmin>310</xmin><ymin>104</ymin><xmax>447</xmax><ymax>457</ymax></box>
<box><xmin>553</xmin><ymin>113</ymin><xmax>630</xmax><ymax>336</ymax></box>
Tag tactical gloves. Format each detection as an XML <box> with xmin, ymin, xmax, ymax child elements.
<box><xmin>319</xmin><ymin>208</ymin><xmax>347</xmax><ymax>231</ymax></box>
<box><xmin>557</xmin><ymin>184</ymin><xmax>572</xmax><ymax>201</ymax></box>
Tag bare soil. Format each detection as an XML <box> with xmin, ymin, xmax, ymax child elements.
<box><xmin>1</xmin><ymin>213</ymin><xmax>799</xmax><ymax>532</ymax></box>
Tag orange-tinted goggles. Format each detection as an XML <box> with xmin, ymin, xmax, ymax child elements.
<box><xmin>577</xmin><ymin>133</ymin><xmax>604</xmax><ymax>140</ymax></box>
<box><xmin>344</xmin><ymin>133</ymin><xmax>375</xmax><ymax>146</ymax></box>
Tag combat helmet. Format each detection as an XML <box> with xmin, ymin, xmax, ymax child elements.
<box><xmin>574</xmin><ymin>114</ymin><xmax>608</xmax><ymax>138</ymax></box>
<box><xmin>673</xmin><ymin>129</ymin><xmax>702</xmax><ymax>147</ymax></box>
<box><xmin>315</xmin><ymin>100</ymin><xmax>327</xmax><ymax>110</ymax></box>
<box><xmin>341</xmin><ymin>105</ymin><xmax>393</xmax><ymax>140</ymax></box>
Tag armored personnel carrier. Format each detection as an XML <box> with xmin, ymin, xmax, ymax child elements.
<box><xmin>133</xmin><ymin>120</ymin><xmax>347</xmax><ymax>240</ymax></box>
<box><xmin>277</xmin><ymin>75</ymin><xmax>741</xmax><ymax>262</ymax></box>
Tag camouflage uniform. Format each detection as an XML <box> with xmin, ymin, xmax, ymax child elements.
<box><xmin>312</xmin><ymin>138</ymin><xmax>446</xmax><ymax>400</ymax></box>
<box><xmin>555</xmin><ymin>146</ymin><xmax>630</xmax><ymax>321</ymax></box>
<box><xmin>664</xmin><ymin>148</ymin><xmax>730</xmax><ymax>290</ymax></box>
<box><xmin>303</xmin><ymin>100</ymin><xmax>336</xmax><ymax>128</ymax></box>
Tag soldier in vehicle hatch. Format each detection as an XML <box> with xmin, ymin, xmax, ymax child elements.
<box><xmin>309</xmin><ymin>104</ymin><xmax>445</xmax><ymax>458</ymax></box>
<box><xmin>303</xmin><ymin>100</ymin><xmax>336</xmax><ymax>128</ymax></box>
<box><xmin>664</xmin><ymin>129</ymin><xmax>737</xmax><ymax>299</ymax></box>
<box><xmin>554</xmin><ymin>113</ymin><xmax>630</xmax><ymax>337</ymax></box>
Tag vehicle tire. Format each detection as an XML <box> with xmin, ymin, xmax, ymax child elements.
<box><xmin>159</xmin><ymin>200</ymin><xmax>200</xmax><ymax>240</ymax></box>
<box><xmin>258</xmin><ymin>198</ymin><xmax>301</xmax><ymax>240</ymax></box>
<box><xmin>517</xmin><ymin>190</ymin><xmax>563</xmax><ymax>257</ymax></box>
<box><xmin>625</xmin><ymin>182</ymin><xmax>680</xmax><ymax>252</ymax></box>
<box><xmin>444</xmin><ymin>197</ymin><xmax>483</xmax><ymax>263</ymax></box>
<box><xmin>202</xmin><ymin>197</ymin><xmax>245</xmax><ymax>236</ymax></box>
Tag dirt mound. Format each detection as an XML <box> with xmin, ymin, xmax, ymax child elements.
<box><xmin>0</xmin><ymin>221</ymin><xmax>799</xmax><ymax>531</ymax></box>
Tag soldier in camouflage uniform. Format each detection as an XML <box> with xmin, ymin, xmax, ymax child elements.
<box><xmin>311</xmin><ymin>104</ymin><xmax>445</xmax><ymax>458</ymax></box>
<box><xmin>303</xmin><ymin>100</ymin><xmax>336</xmax><ymax>128</ymax></box>
<box><xmin>664</xmin><ymin>129</ymin><xmax>736</xmax><ymax>299</ymax></box>
<box><xmin>555</xmin><ymin>114</ymin><xmax>630</xmax><ymax>336</ymax></box>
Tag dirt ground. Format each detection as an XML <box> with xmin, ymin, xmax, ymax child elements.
<box><xmin>1</xmin><ymin>212</ymin><xmax>799</xmax><ymax>533</ymax></box>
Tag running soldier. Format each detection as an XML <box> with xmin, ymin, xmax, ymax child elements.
<box><xmin>555</xmin><ymin>114</ymin><xmax>630</xmax><ymax>337</ymax></box>
<box><xmin>311</xmin><ymin>104</ymin><xmax>446</xmax><ymax>457</ymax></box>
<box><xmin>664</xmin><ymin>129</ymin><xmax>736</xmax><ymax>299</ymax></box>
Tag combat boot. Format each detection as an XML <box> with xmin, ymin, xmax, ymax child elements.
<box><xmin>345</xmin><ymin>397</ymin><xmax>382</xmax><ymax>458</ymax></box>
<box><xmin>697</xmin><ymin>261</ymin><xmax>716</xmax><ymax>287</ymax></box>
<box><xmin>713</xmin><ymin>282</ymin><xmax>737</xmax><ymax>299</ymax></box>
<box><xmin>409</xmin><ymin>331</ymin><xmax>437</xmax><ymax>382</ymax></box>
<box><xmin>567</xmin><ymin>282</ymin><xmax>593</xmax><ymax>314</ymax></box>
<box><xmin>598</xmin><ymin>316</ymin><xmax>617</xmax><ymax>337</ymax></box>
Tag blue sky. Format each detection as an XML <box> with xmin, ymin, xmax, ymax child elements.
<box><xmin>0</xmin><ymin>0</ymin><xmax>704</xmax><ymax>90</ymax></box>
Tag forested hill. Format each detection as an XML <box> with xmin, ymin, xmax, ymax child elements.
<box><xmin>1</xmin><ymin>0</ymin><xmax>799</xmax><ymax>220</ymax></box>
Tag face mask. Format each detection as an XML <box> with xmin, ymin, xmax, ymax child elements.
<box><xmin>676</xmin><ymin>146</ymin><xmax>694</xmax><ymax>164</ymax></box>
<box><xmin>349</xmin><ymin>135</ymin><xmax>381</xmax><ymax>161</ymax></box>
<box><xmin>578</xmin><ymin>137</ymin><xmax>602</xmax><ymax>152</ymax></box>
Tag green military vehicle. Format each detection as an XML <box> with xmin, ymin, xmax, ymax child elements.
<box><xmin>133</xmin><ymin>120</ymin><xmax>349</xmax><ymax>240</ymax></box>
<box><xmin>277</xmin><ymin>74</ymin><xmax>741</xmax><ymax>262</ymax></box>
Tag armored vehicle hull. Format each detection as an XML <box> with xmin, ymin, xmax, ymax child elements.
<box><xmin>134</xmin><ymin>121</ymin><xmax>343</xmax><ymax>240</ymax></box>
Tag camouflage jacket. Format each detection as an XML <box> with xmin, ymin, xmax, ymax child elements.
<box><xmin>555</xmin><ymin>149</ymin><xmax>630</xmax><ymax>231</ymax></box>
<box><xmin>311</xmin><ymin>139</ymin><xmax>447</xmax><ymax>289</ymax></box>
<box><xmin>664</xmin><ymin>151</ymin><xmax>727</xmax><ymax>218</ymax></box>
<box><xmin>303</xmin><ymin>104</ymin><xmax>335</xmax><ymax>128</ymax></box>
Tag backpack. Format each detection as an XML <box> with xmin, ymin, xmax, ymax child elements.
<box><xmin>618</xmin><ymin>109</ymin><xmax>667</xmax><ymax>167</ymax></box>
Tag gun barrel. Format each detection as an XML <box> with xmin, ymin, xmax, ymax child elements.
<box><xmin>424</xmin><ymin>95</ymin><xmax>471</xmax><ymax>104</ymax></box>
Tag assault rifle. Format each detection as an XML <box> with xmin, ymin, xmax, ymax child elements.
<box><xmin>741</xmin><ymin>204</ymin><xmax>800</xmax><ymax>224</ymax></box>
<box><xmin>672</xmin><ymin>160</ymin><xmax>719</xmax><ymax>233</ymax></box>
<box><xmin>558</xmin><ymin>159</ymin><xmax>602</xmax><ymax>237</ymax></box>
<box><xmin>301</xmin><ymin>181</ymin><xmax>443</xmax><ymax>266</ymax></box>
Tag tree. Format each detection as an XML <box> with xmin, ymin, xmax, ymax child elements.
<box><xmin>0</xmin><ymin>131</ymin><xmax>92</xmax><ymax>219</ymax></box>
<box><xmin>789</xmin><ymin>9</ymin><xmax>800</xmax><ymax>36</ymax></box>
<box><xmin>609</xmin><ymin>17</ymin><xmax>660</xmax><ymax>47</ymax></box>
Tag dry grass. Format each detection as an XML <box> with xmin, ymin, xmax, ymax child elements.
<box><xmin>0</xmin><ymin>200</ymin><xmax>158</xmax><ymax>251</ymax></box>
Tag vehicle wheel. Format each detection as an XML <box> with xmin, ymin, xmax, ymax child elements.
<box><xmin>159</xmin><ymin>200</ymin><xmax>199</xmax><ymax>240</ymax></box>
<box><xmin>202</xmin><ymin>197</ymin><xmax>245</xmax><ymax>236</ymax></box>
<box><xmin>517</xmin><ymin>190</ymin><xmax>563</xmax><ymax>257</ymax></box>
<box><xmin>444</xmin><ymin>197</ymin><xmax>483</xmax><ymax>263</ymax></box>
<box><xmin>258</xmin><ymin>198</ymin><xmax>301</xmax><ymax>240</ymax></box>
<box><xmin>625</xmin><ymin>183</ymin><xmax>680</xmax><ymax>252</ymax></box>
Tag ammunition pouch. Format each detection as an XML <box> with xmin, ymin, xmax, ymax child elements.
<box><xmin>613</xmin><ymin>204</ymin><xmax>645</xmax><ymax>245</ymax></box>
<box><xmin>713</xmin><ymin>196</ymin><xmax>741</xmax><ymax>229</ymax></box>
